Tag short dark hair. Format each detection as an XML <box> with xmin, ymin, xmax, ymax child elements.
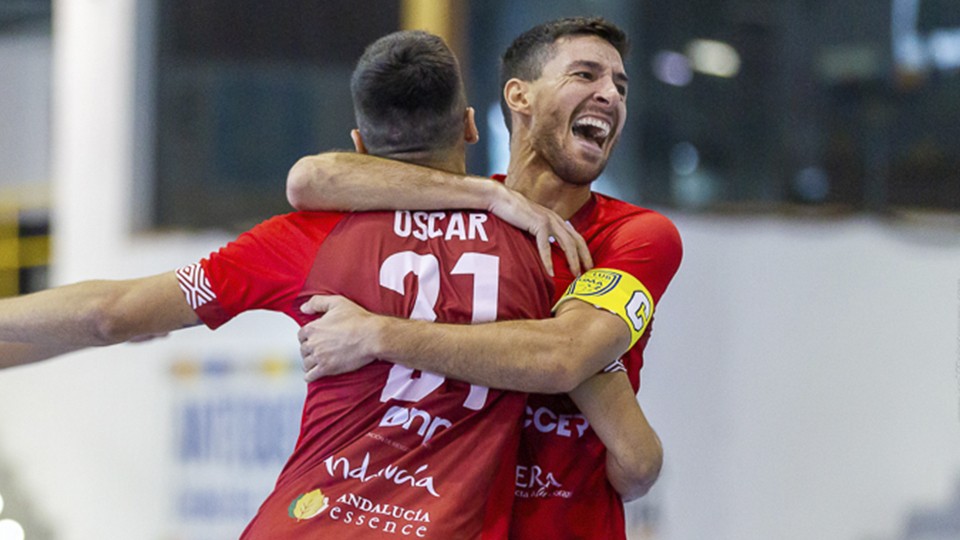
<box><xmin>499</xmin><ymin>16</ymin><xmax>629</xmax><ymax>132</ymax></box>
<box><xmin>351</xmin><ymin>30</ymin><xmax>467</xmax><ymax>156</ymax></box>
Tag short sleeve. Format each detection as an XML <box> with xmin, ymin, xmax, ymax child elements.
<box><xmin>176</xmin><ymin>212</ymin><xmax>346</xmax><ymax>329</ymax></box>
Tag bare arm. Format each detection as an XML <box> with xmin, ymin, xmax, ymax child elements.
<box><xmin>287</xmin><ymin>152</ymin><xmax>592</xmax><ymax>276</ymax></box>
<box><xmin>298</xmin><ymin>295</ymin><xmax>630</xmax><ymax>394</ymax></box>
<box><xmin>569</xmin><ymin>371</ymin><xmax>663</xmax><ymax>501</ymax></box>
<box><xmin>0</xmin><ymin>342</ymin><xmax>82</xmax><ymax>369</ymax></box>
<box><xmin>288</xmin><ymin>152</ymin><xmax>503</xmax><ymax>213</ymax></box>
<box><xmin>0</xmin><ymin>272</ymin><xmax>200</xmax><ymax>365</ymax></box>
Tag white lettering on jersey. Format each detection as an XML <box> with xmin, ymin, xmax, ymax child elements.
<box><xmin>468</xmin><ymin>213</ymin><xmax>488</xmax><ymax>241</ymax></box>
<box><xmin>323</xmin><ymin>452</ymin><xmax>440</xmax><ymax>498</ymax></box>
<box><xmin>379</xmin><ymin>405</ymin><xmax>453</xmax><ymax>444</ymax></box>
<box><xmin>392</xmin><ymin>211</ymin><xmax>489</xmax><ymax>242</ymax></box>
<box><xmin>328</xmin><ymin>494</ymin><xmax>431</xmax><ymax>537</ymax></box>
<box><xmin>524</xmin><ymin>406</ymin><xmax>590</xmax><ymax>437</ymax></box>
<box><xmin>444</xmin><ymin>213</ymin><xmax>466</xmax><ymax>240</ymax></box>
<box><xmin>515</xmin><ymin>465</ymin><xmax>562</xmax><ymax>489</ymax></box>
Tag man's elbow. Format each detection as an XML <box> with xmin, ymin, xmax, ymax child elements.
<box><xmin>614</xmin><ymin>447</ymin><xmax>663</xmax><ymax>502</ymax></box>
<box><xmin>86</xmin><ymin>296</ymin><xmax>136</xmax><ymax>346</ymax></box>
<box><xmin>287</xmin><ymin>153</ymin><xmax>356</xmax><ymax>211</ymax></box>
<box><xmin>532</xmin><ymin>352</ymin><xmax>591</xmax><ymax>394</ymax></box>
<box><xmin>286</xmin><ymin>156</ymin><xmax>323</xmax><ymax>211</ymax></box>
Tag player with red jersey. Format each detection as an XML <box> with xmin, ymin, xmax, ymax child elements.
<box><xmin>290</xmin><ymin>17</ymin><xmax>680</xmax><ymax>540</ymax></box>
<box><xmin>0</xmin><ymin>29</ymin><xmax>585</xmax><ymax>538</ymax></box>
<box><xmin>179</xmin><ymin>206</ymin><xmax>552</xmax><ymax>539</ymax></box>
<box><xmin>510</xmin><ymin>190</ymin><xmax>680</xmax><ymax>539</ymax></box>
<box><xmin>178</xmin><ymin>31</ymin><xmax>561</xmax><ymax>540</ymax></box>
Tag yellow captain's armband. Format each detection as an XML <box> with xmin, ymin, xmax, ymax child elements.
<box><xmin>554</xmin><ymin>268</ymin><xmax>654</xmax><ymax>348</ymax></box>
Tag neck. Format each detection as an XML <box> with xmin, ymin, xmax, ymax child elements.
<box><xmin>384</xmin><ymin>147</ymin><xmax>466</xmax><ymax>175</ymax></box>
<box><xmin>504</xmin><ymin>135</ymin><xmax>592</xmax><ymax>220</ymax></box>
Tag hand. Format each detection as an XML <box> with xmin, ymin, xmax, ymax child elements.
<box><xmin>487</xmin><ymin>184</ymin><xmax>592</xmax><ymax>277</ymax></box>
<box><xmin>298</xmin><ymin>295</ymin><xmax>381</xmax><ymax>382</ymax></box>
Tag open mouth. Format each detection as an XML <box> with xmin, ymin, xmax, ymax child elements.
<box><xmin>572</xmin><ymin>117</ymin><xmax>612</xmax><ymax>149</ymax></box>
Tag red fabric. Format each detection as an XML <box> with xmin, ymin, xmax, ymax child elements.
<box><xmin>493</xmin><ymin>178</ymin><xmax>683</xmax><ymax>540</ymax></box>
<box><xmin>187</xmin><ymin>209</ymin><xmax>553</xmax><ymax>539</ymax></box>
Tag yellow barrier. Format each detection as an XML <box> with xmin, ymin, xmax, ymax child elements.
<box><xmin>400</xmin><ymin>0</ymin><xmax>466</xmax><ymax>62</ymax></box>
<box><xmin>0</xmin><ymin>192</ymin><xmax>50</xmax><ymax>298</ymax></box>
<box><xmin>0</xmin><ymin>202</ymin><xmax>18</xmax><ymax>297</ymax></box>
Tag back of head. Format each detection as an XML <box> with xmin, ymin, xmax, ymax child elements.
<box><xmin>499</xmin><ymin>16</ymin><xmax>629</xmax><ymax>132</ymax></box>
<box><xmin>351</xmin><ymin>30</ymin><xmax>467</xmax><ymax>157</ymax></box>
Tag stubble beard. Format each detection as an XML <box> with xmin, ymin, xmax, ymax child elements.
<box><xmin>531</xmin><ymin>115</ymin><xmax>607</xmax><ymax>186</ymax></box>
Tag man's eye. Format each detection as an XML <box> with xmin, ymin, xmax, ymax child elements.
<box><xmin>616</xmin><ymin>85</ymin><xmax>627</xmax><ymax>96</ymax></box>
<box><xmin>574</xmin><ymin>71</ymin><xmax>593</xmax><ymax>79</ymax></box>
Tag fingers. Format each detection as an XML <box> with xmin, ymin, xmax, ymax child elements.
<box><xmin>304</xmin><ymin>364</ymin><xmax>324</xmax><ymax>383</ymax></box>
<box><xmin>536</xmin><ymin>233</ymin><xmax>555</xmax><ymax>277</ymax></box>
<box><xmin>300</xmin><ymin>294</ymin><xmax>340</xmax><ymax>315</ymax></box>
<box><xmin>550</xmin><ymin>220</ymin><xmax>592</xmax><ymax>277</ymax></box>
<box><xmin>569</xmin><ymin>223</ymin><xmax>593</xmax><ymax>271</ymax></box>
<box><xmin>300</xmin><ymin>336</ymin><xmax>328</xmax><ymax>382</ymax></box>
<box><xmin>555</xmin><ymin>229</ymin><xmax>583</xmax><ymax>278</ymax></box>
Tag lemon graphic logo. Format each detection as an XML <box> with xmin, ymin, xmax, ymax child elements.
<box><xmin>288</xmin><ymin>489</ymin><xmax>329</xmax><ymax>521</ymax></box>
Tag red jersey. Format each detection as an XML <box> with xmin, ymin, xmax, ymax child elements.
<box><xmin>177</xmin><ymin>209</ymin><xmax>553</xmax><ymax>539</ymax></box>
<box><xmin>507</xmin><ymin>188</ymin><xmax>682</xmax><ymax>540</ymax></box>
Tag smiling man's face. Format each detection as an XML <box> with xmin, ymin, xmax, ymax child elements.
<box><xmin>524</xmin><ymin>34</ymin><xmax>628</xmax><ymax>185</ymax></box>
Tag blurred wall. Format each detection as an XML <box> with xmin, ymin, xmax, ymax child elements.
<box><xmin>0</xmin><ymin>2</ymin><xmax>958</xmax><ymax>540</ymax></box>
<box><xmin>0</xmin><ymin>24</ymin><xmax>49</xmax><ymax>190</ymax></box>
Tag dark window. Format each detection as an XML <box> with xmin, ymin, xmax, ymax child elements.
<box><xmin>466</xmin><ymin>0</ymin><xmax>960</xmax><ymax>213</ymax></box>
<box><xmin>151</xmin><ymin>0</ymin><xmax>400</xmax><ymax>230</ymax></box>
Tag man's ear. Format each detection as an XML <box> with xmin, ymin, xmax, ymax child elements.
<box><xmin>503</xmin><ymin>78</ymin><xmax>530</xmax><ymax>116</ymax></box>
<box><xmin>350</xmin><ymin>129</ymin><xmax>368</xmax><ymax>154</ymax></box>
<box><xmin>464</xmin><ymin>107</ymin><xmax>480</xmax><ymax>144</ymax></box>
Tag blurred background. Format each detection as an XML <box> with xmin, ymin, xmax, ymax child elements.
<box><xmin>0</xmin><ymin>0</ymin><xmax>959</xmax><ymax>539</ymax></box>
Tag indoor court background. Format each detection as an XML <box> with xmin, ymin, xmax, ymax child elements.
<box><xmin>0</xmin><ymin>1</ymin><xmax>958</xmax><ymax>539</ymax></box>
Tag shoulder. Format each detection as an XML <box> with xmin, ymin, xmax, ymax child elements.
<box><xmin>589</xmin><ymin>194</ymin><xmax>682</xmax><ymax>256</ymax></box>
<box><xmin>247</xmin><ymin>210</ymin><xmax>350</xmax><ymax>238</ymax></box>
<box><xmin>582</xmin><ymin>194</ymin><xmax>683</xmax><ymax>301</ymax></box>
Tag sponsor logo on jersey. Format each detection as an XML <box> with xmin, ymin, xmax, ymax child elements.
<box><xmin>515</xmin><ymin>464</ymin><xmax>573</xmax><ymax>499</ymax></box>
<box><xmin>289</xmin><ymin>488</ymin><xmax>329</xmax><ymax>521</ymax></box>
<box><xmin>329</xmin><ymin>493</ymin><xmax>431</xmax><ymax>537</ymax></box>
<box><xmin>524</xmin><ymin>405</ymin><xmax>590</xmax><ymax>438</ymax></box>
<box><xmin>379</xmin><ymin>405</ymin><xmax>452</xmax><ymax>444</ymax></box>
<box><xmin>563</xmin><ymin>269</ymin><xmax>621</xmax><ymax>297</ymax></box>
<box><xmin>323</xmin><ymin>451</ymin><xmax>440</xmax><ymax>497</ymax></box>
<box><xmin>289</xmin><ymin>488</ymin><xmax>431</xmax><ymax>537</ymax></box>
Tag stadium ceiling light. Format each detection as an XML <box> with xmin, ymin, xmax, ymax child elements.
<box><xmin>686</xmin><ymin>39</ymin><xmax>741</xmax><ymax>78</ymax></box>
<box><xmin>652</xmin><ymin>50</ymin><xmax>693</xmax><ymax>86</ymax></box>
<box><xmin>0</xmin><ymin>519</ymin><xmax>25</xmax><ymax>540</ymax></box>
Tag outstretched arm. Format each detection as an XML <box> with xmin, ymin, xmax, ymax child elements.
<box><xmin>0</xmin><ymin>342</ymin><xmax>81</xmax><ymax>369</ymax></box>
<box><xmin>287</xmin><ymin>152</ymin><xmax>592</xmax><ymax>276</ymax></box>
<box><xmin>298</xmin><ymin>294</ymin><xmax>631</xmax><ymax>394</ymax></box>
<box><xmin>0</xmin><ymin>271</ymin><xmax>200</xmax><ymax>369</ymax></box>
<box><xmin>569</xmin><ymin>371</ymin><xmax>663</xmax><ymax>501</ymax></box>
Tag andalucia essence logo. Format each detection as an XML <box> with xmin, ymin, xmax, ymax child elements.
<box><xmin>289</xmin><ymin>489</ymin><xmax>330</xmax><ymax>522</ymax></box>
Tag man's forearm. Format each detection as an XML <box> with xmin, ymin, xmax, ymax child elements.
<box><xmin>0</xmin><ymin>281</ymin><xmax>127</xmax><ymax>346</ymax></box>
<box><xmin>300</xmin><ymin>295</ymin><xmax>632</xmax><ymax>391</ymax></box>
<box><xmin>370</xmin><ymin>302</ymin><xmax>629</xmax><ymax>393</ymax></box>
<box><xmin>287</xmin><ymin>152</ymin><xmax>593</xmax><ymax>277</ymax></box>
<box><xmin>287</xmin><ymin>152</ymin><xmax>501</xmax><ymax>212</ymax></box>
<box><xmin>0</xmin><ymin>272</ymin><xmax>200</xmax><ymax>348</ymax></box>
<box><xmin>569</xmin><ymin>372</ymin><xmax>663</xmax><ymax>501</ymax></box>
<box><xmin>0</xmin><ymin>341</ymin><xmax>81</xmax><ymax>369</ymax></box>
